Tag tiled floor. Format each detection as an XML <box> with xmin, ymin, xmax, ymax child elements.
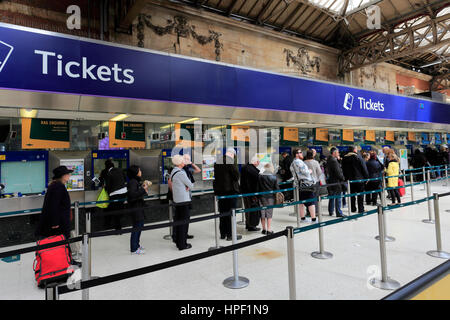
<box><xmin>1</xmin><ymin>180</ymin><xmax>449</xmax><ymax>300</ymax></box>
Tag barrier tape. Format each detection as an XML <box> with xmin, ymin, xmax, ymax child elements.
<box><xmin>57</xmin><ymin>229</ymin><xmax>287</xmax><ymax>295</ymax></box>
<box><xmin>235</xmin><ymin>198</ymin><xmax>318</xmax><ymax>214</ymax></box>
<box><xmin>439</xmin><ymin>191</ymin><xmax>450</xmax><ymax>197</ymax></box>
<box><xmin>217</xmin><ymin>186</ymin><xmax>296</xmax><ymax>200</ymax></box>
<box><xmin>0</xmin><ymin>236</ymin><xmax>83</xmax><ymax>260</ymax></box>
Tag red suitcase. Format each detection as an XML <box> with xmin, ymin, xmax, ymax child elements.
<box><xmin>398</xmin><ymin>178</ymin><xmax>405</xmax><ymax>197</ymax></box>
<box><xmin>33</xmin><ymin>235</ymin><xmax>74</xmax><ymax>288</ymax></box>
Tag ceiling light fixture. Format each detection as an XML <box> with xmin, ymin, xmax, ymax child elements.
<box><xmin>19</xmin><ymin>108</ymin><xmax>38</xmax><ymax>118</ymax></box>
<box><xmin>177</xmin><ymin>117</ymin><xmax>199</xmax><ymax>124</ymax></box>
<box><xmin>230</xmin><ymin>120</ymin><xmax>255</xmax><ymax>126</ymax></box>
<box><xmin>109</xmin><ymin>114</ymin><xmax>129</xmax><ymax>121</ymax></box>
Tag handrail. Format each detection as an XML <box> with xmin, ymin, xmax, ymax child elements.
<box><xmin>383</xmin><ymin>259</ymin><xmax>450</xmax><ymax>300</ymax></box>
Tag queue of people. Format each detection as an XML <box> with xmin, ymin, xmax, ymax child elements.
<box><xmin>35</xmin><ymin>145</ymin><xmax>448</xmax><ymax>261</ymax></box>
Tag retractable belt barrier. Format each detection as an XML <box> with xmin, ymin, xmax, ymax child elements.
<box><xmin>1</xmin><ymin>165</ymin><xmax>449</xmax><ymax>273</ymax></box>
<box><xmin>57</xmin><ymin>230</ymin><xmax>287</xmax><ymax>295</ymax></box>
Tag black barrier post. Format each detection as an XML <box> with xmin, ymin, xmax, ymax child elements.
<box><xmin>208</xmin><ymin>196</ymin><xmax>223</xmax><ymax>251</ymax></box>
<box><xmin>81</xmin><ymin>233</ymin><xmax>89</xmax><ymax>300</ymax></box>
<box><xmin>311</xmin><ymin>196</ymin><xmax>333</xmax><ymax>260</ymax></box>
<box><xmin>423</xmin><ymin>170</ymin><xmax>435</xmax><ymax>224</ymax></box>
<box><xmin>370</xmin><ymin>205</ymin><xmax>401</xmax><ymax>291</ymax></box>
<box><xmin>45</xmin><ymin>283</ymin><xmax>59</xmax><ymax>300</ymax></box>
<box><xmin>223</xmin><ymin>209</ymin><xmax>249</xmax><ymax>289</ymax></box>
<box><xmin>163</xmin><ymin>201</ymin><xmax>174</xmax><ymax>241</ymax></box>
<box><xmin>286</xmin><ymin>226</ymin><xmax>296</xmax><ymax>300</ymax></box>
<box><xmin>426</xmin><ymin>193</ymin><xmax>450</xmax><ymax>259</ymax></box>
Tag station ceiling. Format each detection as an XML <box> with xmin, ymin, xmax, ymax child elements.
<box><xmin>164</xmin><ymin>0</ymin><xmax>450</xmax><ymax>78</ymax></box>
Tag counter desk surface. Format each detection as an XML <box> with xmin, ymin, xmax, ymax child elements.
<box><xmin>0</xmin><ymin>187</ymin><xmax>214</xmax><ymax>218</ymax></box>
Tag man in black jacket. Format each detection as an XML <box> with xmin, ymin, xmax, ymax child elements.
<box><xmin>342</xmin><ymin>146</ymin><xmax>369</xmax><ymax>213</ymax></box>
<box><xmin>104</xmin><ymin>163</ymin><xmax>127</xmax><ymax>231</ymax></box>
<box><xmin>326</xmin><ymin>148</ymin><xmax>346</xmax><ymax>217</ymax></box>
<box><xmin>213</xmin><ymin>148</ymin><xmax>242</xmax><ymax>241</ymax></box>
<box><xmin>279</xmin><ymin>152</ymin><xmax>294</xmax><ymax>201</ymax></box>
<box><xmin>240</xmin><ymin>156</ymin><xmax>261</xmax><ymax>232</ymax></box>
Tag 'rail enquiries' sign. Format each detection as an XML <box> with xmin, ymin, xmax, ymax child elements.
<box><xmin>0</xmin><ymin>23</ymin><xmax>448</xmax><ymax>124</ymax></box>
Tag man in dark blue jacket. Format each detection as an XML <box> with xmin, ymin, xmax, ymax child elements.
<box><xmin>342</xmin><ymin>146</ymin><xmax>369</xmax><ymax>213</ymax></box>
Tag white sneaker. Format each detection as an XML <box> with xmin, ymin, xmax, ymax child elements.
<box><xmin>131</xmin><ymin>248</ymin><xmax>145</xmax><ymax>255</ymax></box>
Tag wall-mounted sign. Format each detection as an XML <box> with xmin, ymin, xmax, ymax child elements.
<box><xmin>281</xmin><ymin>127</ymin><xmax>299</xmax><ymax>145</ymax></box>
<box><xmin>385</xmin><ymin>131</ymin><xmax>395</xmax><ymax>144</ymax></box>
<box><xmin>22</xmin><ymin>118</ymin><xmax>70</xmax><ymax>149</ymax></box>
<box><xmin>109</xmin><ymin>121</ymin><xmax>145</xmax><ymax>149</ymax></box>
<box><xmin>408</xmin><ymin>132</ymin><xmax>416</xmax><ymax>142</ymax></box>
<box><xmin>365</xmin><ymin>130</ymin><xmax>375</xmax><ymax>144</ymax></box>
<box><xmin>342</xmin><ymin>129</ymin><xmax>354</xmax><ymax>144</ymax></box>
<box><xmin>230</xmin><ymin>125</ymin><xmax>251</xmax><ymax>142</ymax></box>
<box><xmin>314</xmin><ymin>128</ymin><xmax>328</xmax><ymax>145</ymax></box>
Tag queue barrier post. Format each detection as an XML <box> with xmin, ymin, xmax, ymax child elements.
<box><xmin>445</xmin><ymin>165</ymin><xmax>449</xmax><ymax>187</ymax></box>
<box><xmin>72</xmin><ymin>201</ymin><xmax>81</xmax><ymax>260</ymax></box>
<box><xmin>421</xmin><ymin>167</ymin><xmax>426</xmax><ymax>190</ymax></box>
<box><xmin>45</xmin><ymin>283</ymin><xmax>59</xmax><ymax>300</ymax></box>
<box><xmin>375</xmin><ymin>174</ymin><xmax>395</xmax><ymax>242</ymax></box>
<box><xmin>370</xmin><ymin>205</ymin><xmax>401</xmax><ymax>291</ymax></box>
<box><xmin>223</xmin><ymin>209</ymin><xmax>249</xmax><ymax>289</ymax></box>
<box><xmin>81</xmin><ymin>233</ymin><xmax>90</xmax><ymax>300</ymax></box>
<box><xmin>422</xmin><ymin>170</ymin><xmax>435</xmax><ymax>224</ymax></box>
<box><xmin>289</xmin><ymin>184</ymin><xmax>298</xmax><ymax>217</ymax></box>
<box><xmin>426</xmin><ymin>193</ymin><xmax>450</xmax><ymax>259</ymax></box>
<box><xmin>208</xmin><ymin>196</ymin><xmax>223</xmax><ymax>251</ymax></box>
<box><xmin>238</xmin><ymin>197</ymin><xmax>245</xmax><ymax>225</ymax></box>
<box><xmin>295</xmin><ymin>185</ymin><xmax>300</xmax><ymax>227</ymax></box>
<box><xmin>347</xmin><ymin>180</ymin><xmax>351</xmax><ymax>217</ymax></box>
<box><xmin>311</xmin><ymin>196</ymin><xmax>333</xmax><ymax>260</ymax></box>
<box><xmin>163</xmin><ymin>201</ymin><xmax>174</xmax><ymax>241</ymax></box>
<box><xmin>409</xmin><ymin>172</ymin><xmax>414</xmax><ymax>202</ymax></box>
<box><xmin>286</xmin><ymin>226</ymin><xmax>296</xmax><ymax>300</ymax></box>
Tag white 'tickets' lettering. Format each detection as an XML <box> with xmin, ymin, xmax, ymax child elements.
<box><xmin>34</xmin><ymin>50</ymin><xmax>135</xmax><ymax>84</ymax></box>
<box><xmin>357</xmin><ymin>97</ymin><xmax>384</xmax><ymax>112</ymax></box>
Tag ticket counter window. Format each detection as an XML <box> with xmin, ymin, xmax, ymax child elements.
<box><xmin>0</xmin><ymin>160</ymin><xmax>46</xmax><ymax>194</ymax></box>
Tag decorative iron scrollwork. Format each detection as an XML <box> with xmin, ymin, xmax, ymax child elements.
<box><xmin>284</xmin><ymin>47</ymin><xmax>321</xmax><ymax>75</ymax></box>
<box><xmin>136</xmin><ymin>14</ymin><xmax>223</xmax><ymax>61</ymax></box>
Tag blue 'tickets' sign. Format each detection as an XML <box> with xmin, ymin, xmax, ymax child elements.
<box><xmin>0</xmin><ymin>23</ymin><xmax>449</xmax><ymax>124</ymax></box>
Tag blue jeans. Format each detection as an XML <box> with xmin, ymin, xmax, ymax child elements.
<box><xmin>328</xmin><ymin>192</ymin><xmax>343</xmax><ymax>216</ymax></box>
<box><xmin>130</xmin><ymin>220</ymin><xmax>144</xmax><ymax>252</ymax></box>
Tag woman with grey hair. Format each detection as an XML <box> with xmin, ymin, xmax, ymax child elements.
<box><xmin>257</xmin><ymin>163</ymin><xmax>279</xmax><ymax>235</ymax></box>
<box><xmin>170</xmin><ymin>154</ymin><xmax>194</xmax><ymax>250</ymax></box>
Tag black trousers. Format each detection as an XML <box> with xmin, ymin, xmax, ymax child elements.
<box><xmin>243</xmin><ymin>196</ymin><xmax>260</xmax><ymax>229</ymax></box>
<box><xmin>366</xmin><ymin>181</ymin><xmax>381</xmax><ymax>205</ymax></box>
<box><xmin>388</xmin><ymin>189</ymin><xmax>401</xmax><ymax>204</ymax></box>
<box><xmin>173</xmin><ymin>204</ymin><xmax>191</xmax><ymax>249</ymax></box>
<box><xmin>350</xmin><ymin>182</ymin><xmax>365</xmax><ymax>213</ymax></box>
<box><xmin>104</xmin><ymin>194</ymin><xmax>125</xmax><ymax>230</ymax></box>
<box><xmin>218</xmin><ymin>198</ymin><xmax>237</xmax><ymax>238</ymax></box>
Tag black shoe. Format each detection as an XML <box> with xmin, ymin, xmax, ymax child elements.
<box><xmin>187</xmin><ymin>234</ymin><xmax>194</xmax><ymax>239</ymax></box>
<box><xmin>329</xmin><ymin>212</ymin><xmax>334</xmax><ymax>216</ymax></box>
<box><xmin>247</xmin><ymin>227</ymin><xmax>261</xmax><ymax>232</ymax></box>
<box><xmin>226</xmin><ymin>235</ymin><xmax>242</xmax><ymax>241</ymax></box>
<box><xmin>336</xmin><ymin>214</ymin><xmax>347</xmax><ymax>218</ymax></box>
<box><xmin>262</xmin><ymin>230</ymin><xmax>267</xmax><ymax>235</ymax></box>
<box><xmin>266</xmin><ymin>231</ymin><xmax>274</xmax><ymax>235</ymax></box>
<box><xmin>71</xmin><ymin>260</ymin><xmax>82</xmax><ymax>267</ymax></box>
<box><xmin>220</xmin><ymin>235</ymin><xmax>226</xmax><ymax>239</ymax></box>
<box><xmin>178</xmin><ymin>244</ymin><xmax>192</xmax><ymax>250</ymax></box>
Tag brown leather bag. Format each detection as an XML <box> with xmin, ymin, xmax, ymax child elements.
<box><xmin>275</xmin><ymin>192</ymin><xmax>285</xmax><ymax>205</ymax></box>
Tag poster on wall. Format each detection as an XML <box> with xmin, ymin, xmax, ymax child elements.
<box><xmin>314</xmin><ymin>128</ymin><xmax>329</xmax><ymax>145</ymax></box>
<box><xmin>365</xmin><ymin>130</ymin><xmax>375</xmax><ymax>144</ymax></box>
<box><xmin>385</xmin><ymin>131</ymin><xmax>395</xmax><ymax>144</ymax></box>
<box><xmin>109</xmin><ymin>121</ymin><xmax>145</xmax><ymax>148</ymax></box>
<box><xmin>22</xmin><ymin>118</ymin><xmax>70</xmax><ymax>149</ymax></box>
<box><xmin>281</xmin><ymin>127</ymin><xmax>299</xmax><ymax>145</ymax></box>
<box><xmin>230</xmin><ymin>125</ymin><xmax>251</xmax><ymax>143</ymax></box>
<box><xmin>408</xmin><ymin>132</ymin><xmax>416</xmax><ymax>142</ymax></box>
<box><xmin>342</xmin><ymin>129</ymin><xmax>354</xmax><ymax>144</ymax></box>
<box><xmin>201</xmin><ymin>155</ymin><xmax>215</xmax><ymax>180</ymax></box>
<box><xmin>60</xmin><ymin>159</ymin><xmax>84</xmax><ymax>191</ymax></box>
<box><xmin>399</xmin><ymin>149</ymin><xmax>408</xmax><ymax>171</ymax></box>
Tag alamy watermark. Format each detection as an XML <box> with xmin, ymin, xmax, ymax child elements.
<box><xmin>366</xmin><ymin>5</ymin><xmax>381</xmax><ymax>30</ymax></box>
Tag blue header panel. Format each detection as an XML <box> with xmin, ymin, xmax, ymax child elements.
<box><xmin>0</xmin><ymin>24</ymin><xmax>449</xmax><ymax>124</ymax></box>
